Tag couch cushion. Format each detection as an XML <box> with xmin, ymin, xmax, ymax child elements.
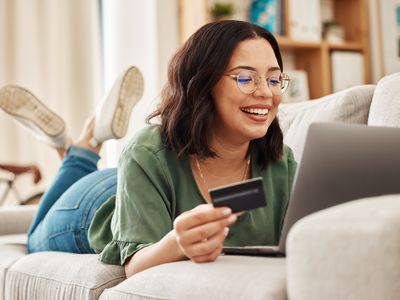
<box><xmin>0</xmin><ymin>240</ymin><xmax>27</xmax><ymax>300</ymax></box>
<box><xmin>279</xmin><ymin>85</ymin><xmax>375</xmax><ymax>161</ymax></box>
<box><xmin>5</xmin><ymin>252</ymin><xmax>126</xmax><ymax>300</ymax></box>
<box><xmin>286</xmin><ymin>194</ymin><xmax>400</xmax><ymax>300</ymax></box>
<box><xmin>368</xmin><ymin>72</ymin><xmax>400</xmax><ymax>127</ymax></box>
<box><xmin>100</xmin><ymin>256</ymin><xmax>286</xmax><ymax>300</ymax></box>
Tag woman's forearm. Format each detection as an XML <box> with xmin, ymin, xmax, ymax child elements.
<box><xmin>124</xmin><ymin>230</ymin><xmax>187</xmax><ymax>277</ymax></box>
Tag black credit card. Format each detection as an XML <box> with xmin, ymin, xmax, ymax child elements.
<box><xmin>209</xmin><ymin>177</ymin><xmax>267</xmax><ymax>213</ymax></box>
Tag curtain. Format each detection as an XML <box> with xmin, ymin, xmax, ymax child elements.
<box><xmin>0</xmin><ymin>0</ymin><xmax>102</xmax><ymax>203</ymax></box>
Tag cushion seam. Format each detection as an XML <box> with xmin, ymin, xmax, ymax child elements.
<box><xmin>7</xmin><ymin>269</ymin><xmax>126</xmax><ymax>290</ymax></box>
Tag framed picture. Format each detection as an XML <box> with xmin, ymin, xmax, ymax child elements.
<box><xmin>379</xmin><ymin>0</ymin><xmax>400</xmax><ymax>74</ymax></box>
<box><xmin>283</xmin><ymin>70</ymin><xmax>309</xmax><ymax>102</ymax></box>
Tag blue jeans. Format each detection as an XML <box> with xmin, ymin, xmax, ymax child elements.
<box><xmin>27</xmin><ymin>146</ymin><xmax>117</xmax><ymax>253</ymax></box>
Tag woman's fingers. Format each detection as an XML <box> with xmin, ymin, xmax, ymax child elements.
<box><xmin>173</xmin><ymin>204</ymin><xmax>239</xmax><ymax>261</ymax></box>
<box><xmin>174</xmin><ymin>204</ymin><xmax>232</xmax><ymax>232</ymax></box>
<box><xmin>188</xmin><ymin>228</ymin><xmax>229</xmax><ymax>262</ymax></box>
<box><xmin>178</xmin><ymin>214</ymin><xmax>236</xmax><ymax>246</ymax></box>
<box><xmin>191</xmin><ymin>246</ymin><xmax>224</xmax><ymax>263</ymax></box>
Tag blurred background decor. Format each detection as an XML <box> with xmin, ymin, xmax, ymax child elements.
<box><xmin>0</xmin><ymin>0</ymin><xmax>102</xmax><ymax>203</ymax></box>
<box><xmin>210</xmin><ymin>2</ymin><xmax>235</xmax><ymax>21</ymax></box>
<box><xmin>283</xmin><ymin>70</ymin><xmax>309</xmax><ymax>102</ymax></box>
<box><xmin>379</xmin><ymin>0</ymin><xmax>400</xmax><ymax>74</ymax></box>
<box><xmin>0</xmin><ymin>0</ymin><xmax>179</xmax><ymax>205</ymax></box>
<box><xmin>323</xmin><ymin>20</ymin><xmax>345</xmax><ymax>43</ymax></box>
<box><xmin>249</xmin><ymin>0</ymin><xmax>282</xmax><ymax>35</ymax></box>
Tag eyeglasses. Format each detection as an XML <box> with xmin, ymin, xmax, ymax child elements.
<box><xmin>225</xmin><ymin>70</ymin><xmax>290</xmax><ymax>95</ymax></box>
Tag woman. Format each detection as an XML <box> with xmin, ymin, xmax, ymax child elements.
<box><xmin>0</xmin><ymin>20</ymin><xmax>296</xmax><ymax>278</ymax></box>
<box><xmin>107</xmin><ymin>20</ymin><xmax>297</xmax><ymax>277</ymax></box>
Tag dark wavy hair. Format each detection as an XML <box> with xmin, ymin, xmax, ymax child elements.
<box><xmin>147</xmin><ymin>20</ymin><xmax>284</xmax><ymax>169</ymax></box>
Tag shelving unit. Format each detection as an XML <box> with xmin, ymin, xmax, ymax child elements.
<box><xmin>178</xmin><ymin>0</ymin><xmax>371</xmax><ymax>99</ymax></box>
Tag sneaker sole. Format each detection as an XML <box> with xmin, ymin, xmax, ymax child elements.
<box><xmin>0</xmin><ymin>85</ymin><xmax>65</xmax><ymax>137</ymax></box>
<box><xmin>111</xmin><ymin>66</ymin><xmax>144</xmax><ymax>138</ymax></box>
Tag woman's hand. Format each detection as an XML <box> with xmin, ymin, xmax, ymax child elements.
<box><xmin>173</xmin><ymin>204</ymin><xmax>237</xmax><ymax>263</ymax></box>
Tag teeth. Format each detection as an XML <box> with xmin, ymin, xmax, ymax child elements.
<box><xmin>241</xmin><ymin>108</ymin><xmax>269</xmax><ymax>115</ymax></box>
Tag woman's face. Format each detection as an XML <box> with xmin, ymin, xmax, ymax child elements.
<box><xmin>211</xmin><ymin>38</ymin><xmax>282</xmax><ymax>144</ymax></box>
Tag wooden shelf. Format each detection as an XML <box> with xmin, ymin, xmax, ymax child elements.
<box><xmin>276</xmin><ymin>37</ymin><xmax>363</xmax><ymax>52</ymax></box>
<box><xmin>276</xmin><ymin>37</ymin><xmax>322</xmax><ymax>50</ymax></box>
<box><xmin>325</xmin><ymin>42</ymin><xmax>364</xmax><ymax>51</ymax></box>
<box><xmin>179</xmin><ymin>0</ymin><xmax>371</xmax><ymax>99</ymax></box>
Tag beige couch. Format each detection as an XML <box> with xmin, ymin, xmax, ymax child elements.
<box><xmin>1</xmin><ymin>73</ymin><xmax>399</xmax><ymax>300</ymax></box>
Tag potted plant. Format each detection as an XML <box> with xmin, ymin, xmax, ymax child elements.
<box><xmin>210</xmin><ymin>2</ymin><xmax>234</xmax><ymax>21</ymax></box>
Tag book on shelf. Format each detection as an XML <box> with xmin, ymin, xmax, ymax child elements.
<box><xmin>283</xmin><ymin>70</ymin><xmax>309</xmax><ymax>102</ymax></box>
<box><xmin>289</xmin><ymin>0</ymin><xmax>321</xmax><ymax>41</ymax></box>
<box><xmin>249</xmin><ymin>0</ymin><xmax>283</xmax><ymax>35</ymax></box>
<box><xmin>331</xmin><ymin>51</ymin><xmax>364</xmax><ymax>92</ymax></box>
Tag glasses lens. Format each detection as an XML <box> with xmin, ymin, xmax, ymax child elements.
<box><xmin>236</xmin><ymin>71</ymin><xmax>256</xmax><ymax>94</ymax></box>
<box><xmin>267</xmin><ymin>75</ymin><xmax>283</xmax><ymax>95</ymax></box>
<box><xmin>280</xmin><ymin>73</ymin><xmax>290</xmax><ymax>94</ymax></box>
<box><xmin>266</xmin><ymin>73</ymin><xmax>291</xmax><ymax>95</ymax></box>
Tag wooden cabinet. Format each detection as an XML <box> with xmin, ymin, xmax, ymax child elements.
<box><xmin>179</xmin><ymin>0</ymin><xmax>371</xmax><ymax>99</ymax></box>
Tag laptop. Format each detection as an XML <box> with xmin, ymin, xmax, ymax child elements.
<box><xmin>223</xmin><ymin>122</ymin><xmax>400</xmax><ymax>256</ymax></box>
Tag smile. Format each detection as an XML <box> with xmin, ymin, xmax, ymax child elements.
<box><xmin>240</xmin><ymin>108</ymin><xmax>269</xmax><ymax>116</ymax></box>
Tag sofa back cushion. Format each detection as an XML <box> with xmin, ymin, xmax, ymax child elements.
<box><xmin>278</xmin><ymin>85</ymin><xmax>375</xmax><ymax>162</ymax></box>
<box><xmin>368</xmin><ymin>72</ymin><xmax>400</xmax><ymax>127</ymax></box>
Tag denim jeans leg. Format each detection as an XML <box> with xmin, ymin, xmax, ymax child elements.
<box><xmin>27</xmin><ymin>167</ymin><xmax>117</xmax><ymax>253</ymax></box>
<box><xmin>28</xmin><ymin>146</ymin><xmax>100</xmax><ymax>236</ymax></box>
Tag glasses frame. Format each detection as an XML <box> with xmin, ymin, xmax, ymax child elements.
<box><xmin>225</xmin><ymin>71</ymin><xmax>290</xmax><ymax>95</ymax></box>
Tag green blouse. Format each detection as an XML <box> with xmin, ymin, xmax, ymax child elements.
<box><xmin>88</xmin><ymin>125</ymin><xmax>297</xmax><ymax>265</ymax></box>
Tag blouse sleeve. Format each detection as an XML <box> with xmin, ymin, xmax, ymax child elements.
<box><xmin>98</xmin><ymin>144</ymin><xmax>174</xmax><ymax>265</ymax></box>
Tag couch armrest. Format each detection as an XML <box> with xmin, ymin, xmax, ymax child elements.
<box><xmin>286</xmin><ymin>194</ymin><xmax>400</xmax><ymax>300</ymax></box>
<box><xmin>0</xmin><ymin>205</ymin><xmax>37</xmax><ymax>235</ymax></box>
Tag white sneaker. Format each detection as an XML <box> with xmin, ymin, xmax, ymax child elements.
<box><xmin>90</xmin><ymin>66</ymin><xmax>144</xmax><ymax>146</ymax></box>
<box><xmin>0</xmin><ymin>85</ymin><xmax>70</xmax><ymax>148</ymax></box>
